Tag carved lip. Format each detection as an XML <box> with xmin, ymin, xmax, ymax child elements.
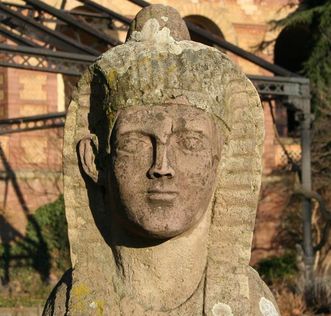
<box><xmin>147</xmin><ymin>189</ymin><xmax>178</xmax><ymax>202</ymax></box>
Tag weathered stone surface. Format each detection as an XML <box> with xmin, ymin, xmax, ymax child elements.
<box><xmin>44</xmin><ymin>5</ymin><xmax>279</xmax><ymax>315</ymax></box>
<box><xmin>127</xmin><ymin>4</ymin><xmax>190</xmax><ymax>42</ymax></box>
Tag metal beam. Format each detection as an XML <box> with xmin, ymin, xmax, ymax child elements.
<box><xmin>0</xmin><ymin>44</ymin><xmax>309</xmax><ymax>98</ymax></box>
<box><xmin>285</xmin><ymin>95</ymin><xmax>313</xmax><ymax>284</ymax></box>
<box><xmin>187</xmin><ymin>22</ymin><xmax>296</xmax><ymax>77</ymax></box>
<box><xmin>0</xmin><ymin>112</ymin><xmax>66</xmax><ymax>135</ymax></box>
<box><xmin>2</xmin><ymin>2</ymin><xmax>114</xmax><ymax>22</ymax></box>
<box><xmin>0</xmin><ymin>44</ymin><xmax>94</xmax><ymax>76</ymax></box>
<box><xmin>301</xmin><ymin>98</ymin><xmax>314</xmax><ymax>284</ymax></box>
<box><xmin>77</xmin><ymin>0</ymin><xmax>131</xmax><ymax>25</ymax></box>
<box><xmin>127</xmin><ymin>0</ymin><xmax>149</xmax><ymax>7</ymax></box>
<box><xmin>23</xmin><ymin>0</ymin><xmax>122</xmax><ymax>47</ymax></box>
<box><xmin>0</xmin><ymin>44</ymin><xmax>95</xmax><ymax>62</ymax></box>
<box><xmin>1</xmin><ymin>2</ymin><xmax>33</xmax><ymax>11</ymax></box>
<box><xmin>0</xmin><ymin>25</ymin><xmax>39</xmax><ymax>47</ymax></box>
<box><xmin>0</xmin><ymin>3</ymin><xmax>100</xmax><ymax>55</ymax></box>
<box><xmin>249</xmin><ymin>75</ymin><xmax>310</xmax><ymax>99</ymax></box>
<box><xmin>67</xmin><ymin>10</ymin><xmax>112</xmax><ymax>19</ymax></box>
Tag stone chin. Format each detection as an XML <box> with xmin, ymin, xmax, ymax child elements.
<box><xmin>113</xmin><ymin>196</ymin><xmax>211</xmax><ymax>240</ymax></box>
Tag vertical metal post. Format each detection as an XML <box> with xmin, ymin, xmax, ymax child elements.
<box><xmin>290</xmin><ymin>81</ymin><xmax>313</xmax><ymax>284</ymax></box>
<box><xmin>300</xmin><ymin>96</ymin><xmax>314</xmax><ymax>284</ymax></box>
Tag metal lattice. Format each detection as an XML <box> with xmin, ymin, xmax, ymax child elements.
<box><xmin>0</xmin><ymin>44</ymin><xmax>94</xmax><ymax>76</ymax></box>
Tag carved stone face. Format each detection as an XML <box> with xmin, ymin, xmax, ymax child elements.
<box><xmin>109</xmin><ymin>104</ymin><xmax>222</xmax><ymax>239</ymax></box>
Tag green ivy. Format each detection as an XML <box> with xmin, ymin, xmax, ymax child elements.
<box><xmin>25</xmin><ymin>195</ymin><xmax>70</xmax><ymax>272</ymax></box>
<box><xmin>273</xmin><ymin>0</ymin><xmax>331</xmax><ymax>115</ymax></box>
<box><xmin>0</xmin><ymin>195</ymin><xmax>70</xmax><ymax>285</ymax></box>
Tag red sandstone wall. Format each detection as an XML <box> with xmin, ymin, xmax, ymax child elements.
<box><xmin>251</xmin><ymin>174</ymin><xmax>295</xmax><ymax>265</ymax></box>
<box><xmin>0</xmin><ymin>68</ymin><xmax>63</xmax><ymax>235</ymax></box>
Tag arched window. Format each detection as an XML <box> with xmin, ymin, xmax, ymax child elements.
<box><xmin>274</xmin><ymin>25</ymin><xmax>313</xmax><ymax>137</ymax></box>
<box><xmin>274</xmin><ymin>25</ymin><xmax>312</xmax><ymax>73</ymax></box>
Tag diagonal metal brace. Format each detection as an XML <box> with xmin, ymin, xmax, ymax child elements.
<box><xmin>0</xmin><ymin>2</ymin><xmax>99</xmax><ymax>55</ymax></box>
<box><xmin>23</xmin><ymin>0</ymin><xmax>122</xmax><ymax>47</ymax></box>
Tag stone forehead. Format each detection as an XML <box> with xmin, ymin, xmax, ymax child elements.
<box><xmin>114</xmin><ymin>105</ymin><xmax>218</xmax><ymax>139</ymax></box>
<box><xmin>115</xmin><ymin>104</ymin><xmax>214</xmax><ymax>121</ymax></box>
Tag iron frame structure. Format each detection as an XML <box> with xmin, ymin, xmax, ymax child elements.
<box><xmin>0</xmin><ymin>0</ymin><xmax>314</xmax><ymax>282</ymax></box>
<box><xmin>0</xmin><ymin>111</ymin><xmax>66</xmax><ymax>135</ymax></box>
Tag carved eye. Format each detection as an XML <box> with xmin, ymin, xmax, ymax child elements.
<box><xmin>116</xmin><ymin>134</ymin><xmax>150</xmax><ymax>154</ymax></box>
<box><xmin>176</xmin><ymin>132</ymin><xmax>206</xmax><ymax>152</ymax></box>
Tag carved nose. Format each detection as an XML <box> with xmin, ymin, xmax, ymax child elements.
<box><xmin>148</xmin><ymin>143</ymin><xmax>175</xmax><ymax>179</ymax></box>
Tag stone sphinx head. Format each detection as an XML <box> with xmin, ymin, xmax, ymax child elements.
<box><xmin>44</xmin><ymin>5</ymin><xmax>279</xmax><ymax>316</ymax></box>
<box><xmin>81</xmin><ymin>94</ymin><xmax>223</xmax><ymax>239</ymax></box>
<box><xmin>77</xmin><ymin>6</ymin><xmax>228</xmax><ymax>241</ymax></box>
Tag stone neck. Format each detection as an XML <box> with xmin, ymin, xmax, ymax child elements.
<box><xmin>110</xmin><ymin>208</ymin><xmax>211</xmax><ymax>312</ymax></box>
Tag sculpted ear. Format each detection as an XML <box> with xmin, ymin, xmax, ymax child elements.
<box><xmin>78</xmin><ymin>135</ymin><xmax>100</xmax><ymax>184</ymax></box>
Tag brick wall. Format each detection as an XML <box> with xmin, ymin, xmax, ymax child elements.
<box><xmin>0</xmin><ymin>68</ymin><xmax>62</xmax><ymax>234</ymax></box>
<box><xmin>251</xmin><ymin>174</ymin><xmax>296</xmax><ymax>265</ymax></box>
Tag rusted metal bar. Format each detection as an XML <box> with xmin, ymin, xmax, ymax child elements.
<box><xmin>301</xmin><ymin>98</ymin><xmax>314</xmax><ymax>284</ymax></box>
<box><xmin>0</xmin><ymin>112</ymin><xmax>66</xmax><ymax>135</ymax></box>
<box><xmin>0</xmin><ymin>25</ymin><xmax>39</xmax><ymax>47</ymax></box>
<box><xmin>0</xmin><ymin>2</ymin><xmax>99</xmax><ymax>55</ymax></box>
<box><xmin>77</xmin><ymin>0</ymin><xmax>131</xmax><ymax>24</ymax></box>
<box><xmin>23</xmin><ymin>0</ymin><xmax>122</xmax><ymax>46</ymax></box>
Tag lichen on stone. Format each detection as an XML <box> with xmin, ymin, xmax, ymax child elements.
<box><xmin>212</xmin><ymin>302</ymin><xmax>234</xmax><ymax>316</ymax></box>
<box><xmin>259</xmin><ymin>297</ymin><xmax>279</xmax><ymax>316</ymax></box>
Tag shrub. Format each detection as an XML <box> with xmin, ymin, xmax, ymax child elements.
<box><xmin>256</xmin><ymin>252</ymin><xmax>298</xmax><ymax>285</ymax></box>
<box><xmin>0</xmin><ymin>196</ymin><xmax>70</xmax><ymax>283</ymax></box>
